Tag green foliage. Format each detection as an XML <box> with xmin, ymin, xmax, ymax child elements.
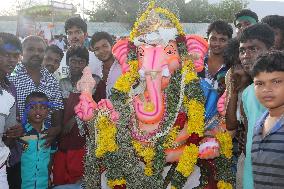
<box><xmin>86</xmin><ymin>0</ymin><xmax>248</xmax><ymax>23</ymax></box>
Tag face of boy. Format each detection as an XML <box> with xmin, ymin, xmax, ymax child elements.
<box><xmin>43</xmin><ymin>50</ymin><xmax>61</xmax><ymax>74</ymax></box>
<box><xmin>239</xmin><ymin>39</ymin><xmax>268</xmax><ymax>74</ymax></box>
<box><xmin>92</xmin><ymin>39</ymin><xmax>113</xmax><ymax>62</ymax></box>
<box><xmin>67</xmin><ymin>26</ymin><xmax>87</xmax><ymax>47</ymax></box>
<box><xmin>0</xmin><ymin>51</ymin><xmax>21</xmax><ymax>75</ymax></box>
<box><xmin>28</xmin><ymin>97</ymin><xmax>49</xmax><ymax>124</ymax></box>
<box><xmin>235</xmin><ymin>20</ymin><xmax>253</xmax><ymax>37</ymax></box>
<box><xmin>254</xmin><ymin>71</ymin><xmax>284</xmax><ymax>110</ymax></box>
<box><xmin>208</xmin><ymin>30</ymin><xmax>229</xmax><ymax>55</ymax></box>
<box><xmin>69</xmin><ymin>55</ymin><xmax>87</xmax><ymax>76</ymax></box>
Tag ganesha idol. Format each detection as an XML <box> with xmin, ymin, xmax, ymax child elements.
<box><xmin>76</xmin><ymin>2</ymin><xmax>234</xmax><ymax>189</ymax></box>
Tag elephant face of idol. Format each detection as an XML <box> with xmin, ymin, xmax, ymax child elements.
<box><xmin>134</xmin><ymin>41</ymin><xmax>180</xmax><ymax>124</ymax></box>
<box><xmin>113</xmin><ymin>35</ymin><xmax>208</xmax><ymax>125</ymax></box>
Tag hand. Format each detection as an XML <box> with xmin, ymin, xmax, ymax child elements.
<box><xmin>4</xmin><ymin>124</ymin><xmax>24</xmax><ymax>138</ymax></box>
<box><xmin>231</xmin><ymin>66</ymin><xmax>251</xmax><ymax>94</ymax></box>
<box><xmin>61</xmin><ymin>117</ymin><xmax>76</xmax><ymax>135</ymax></box>
<box><xmin>41</xmin><ymin>127</ymin><xmax>61</xmax><ymax>147</ymax></box>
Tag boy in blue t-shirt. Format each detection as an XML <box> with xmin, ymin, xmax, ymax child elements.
<box><xmin>20</xmin><ymin>91</ymin><xmax>57</xmax><ymax>189</ymax></box>
<box><xmin>251</xmin><ymin>51</ymin><xmax>284</xmax><ymax>189</ymax></box>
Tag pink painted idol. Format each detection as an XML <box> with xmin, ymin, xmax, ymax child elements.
<box><xmin>76</xmin><ymin>2</ymin><xmax>234</xmax><ymax>189</ymax></box>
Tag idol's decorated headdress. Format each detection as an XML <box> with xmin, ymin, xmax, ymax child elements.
<box><xmin>130</xmin><ymin>1</ymin><xmax>184</xmax><ymax>46</ymax></box>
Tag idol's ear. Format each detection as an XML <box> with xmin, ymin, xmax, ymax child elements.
<box><xmin>185</xmin><ymin>34</ymin><xmax>208</xmax><ymax>73</ymax></box>
<box><xmin>112</xmin><ymin>38</ymin><xmax>130</xmax><ymax>73</ymax></box>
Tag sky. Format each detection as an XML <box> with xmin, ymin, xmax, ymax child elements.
<box><xmin>1</xmin><ymin>0</ymin><xmax>284</xmax><ymax>16</ymax></box>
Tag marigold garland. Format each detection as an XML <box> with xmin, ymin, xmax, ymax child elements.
<box><xmin>217</xmin><ymin>180</ymin><xmax>233</xmax><ymax>189</ymax></box>
<box><xmin>132</xmin><ymin>140</ymin><xmax>155</xmax><ymax>176</ymax></box>
<box><xmin>181</xmin><ymin>59</ymin><xmax>198</xmax><ymax>84</ymax></box>
<box><xmin>114</xmin><ymin>60</ymin><xmax>139</xmax><ymax>93</ymax></box>
<box><xmin>176</xmin><ymin>144</ymin><xmax>199</xmax><ymax>177</ymax></box>
<box><xmin>95</xmin><ymin>116</ymin><xmax>119</xmax><ymax>158</ymax></box>
<box><xmin>163</xmin><ymin>126</ymin><xmax>179</xmax><ymax>149</ymax></box>
<box><xmin>216</xmin><ymin>131</ymin><xmax>233</xmax><ymax>159</ymax></box>
<box><xmin>183</xmin><ymin>96</ymin><xmax>205</xmax><ymax>137</ymax></box>
<box><xmin>107</xmin><ymin>178</ymin><xmax>126</xmax><ymax>189</ymax></box>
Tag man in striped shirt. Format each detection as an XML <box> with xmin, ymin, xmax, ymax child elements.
<box><xmin>251</xmin><ymin>51</ymin><xmax>284</xmax><ymax>189</ymax></box>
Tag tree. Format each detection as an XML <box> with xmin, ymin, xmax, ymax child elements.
<box><xmin>210</xmin><ymin>0</ymin><xmax>248</xmax><ymax>23</ymax></box>
<box><xmin>87</xmin><ymin>0</ymin><xmax>143</xmax><ymax>23</ymax></box>
<box><xmin>86</xmin><ymin>0</ymin><xmax>248</xmax><ymax>23</ymax></box>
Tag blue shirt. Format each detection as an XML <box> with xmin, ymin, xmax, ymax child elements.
<box><xmin>242</xmin><ymin>84</ymin><xmax>266</xmax><ymax>189</ymax></box>
<box><xmin>20</xmin><ymin>123</ymin><xmax>56</xmax><ymax>189</ymax></box>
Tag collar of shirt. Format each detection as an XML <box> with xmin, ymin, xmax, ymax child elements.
<box><xmin>204</xmin><ymin>54</ymin><xmax>227</xmax><ymax>80</ymax></box>
<box><xmin>255</xmin><ymin>111</ymin><xmax>284</xmax><ymax>137</ymax></box>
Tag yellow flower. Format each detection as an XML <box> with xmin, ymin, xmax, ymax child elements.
<box><xmin>176</xmin><ymin>144</ymin><xmax>199</xmax><ymax>177</ymax></box>
<box><xmin>183</xmin><ymin>97</ymin><xmax>205</xmax><ymax>137</ymax></box>
<box><xmin>107</xmin><ymin>178</ymin><xmax>126</xmax><ymax>188</ymax></box>
<box><xmin>114</xmin><ymin>60</ymin><xmax>139</xmax><ymax>93</ymax></box>
<box><xmin>217</xmin><ymin>180</ymin><xmax>233</xmax><ymax>189</ymax></box>
<box><xmin>132</xmin><ymin>140</ymin><xmax>155</xmax><ymax>176</ymax></box>
<box><xmin>216</xmin><ymin>131</ymin><xmax>233</xmax><ymax>159</ymax></box>
<box><xmin>181</xmin><ymin>59</ymin><xmax>198</xmax><ymax>84</ymax></box>
<box><xmin>171</xmin><ymin>186</ymin><xmax>177</xmax><ymax>189</ymax></box>
<box><xmin>163</xmin><ymin>126</ymin><xmax>179</xmax><ymax>149</ymax></box>
<box><xmin>95</xmin><ymin>116</ymin><xmax>119</xmax><ymax>158</ymax></box>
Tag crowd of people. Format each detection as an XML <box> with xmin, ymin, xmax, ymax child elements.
<box><xmin>0</xmin><ymin>8</ymin><xmax>284</xmax><ymax>189</ymax></box>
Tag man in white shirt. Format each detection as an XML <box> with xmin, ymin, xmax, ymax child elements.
<box><xmin>58</xmin><ymin>17</ymin><xmax>102</xmax><ymax>79</ymax></box>
<box><xmin>55</xmin><ymin>34</ymin><xmax>66</xmax><ymax>51</ymax></box>
<box><xmin>90</xmin><ymin>31</ymin><xmax>121</xmax><ymax>101</ymax></box>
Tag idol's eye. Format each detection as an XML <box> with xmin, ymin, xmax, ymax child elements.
<box><xmin>165</xmin><ymin>45</ymin><xmax>176</xmax><ymax>55</ymax></box>
<box><xmin>138</xmin><ymin>47</ymin><xmax>144</xmax><ymax>57</ymax></box>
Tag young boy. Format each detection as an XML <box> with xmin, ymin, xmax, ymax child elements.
<box><xmin>53</xmin><ymin>46</ymin><xmax>97</xmax><ymax>187</ymax></box>
<box><xmin>20</xmin><ymin>91</ymin><xmax>57</xmax><ymax>189</ymax></box>
<box><xmin>251</xmin><ymin>51</ymin><xmax>284</xmax><ymax>189</ymax></box>
<box><xmin>42</xmin><ymin>44</ymin><xmax>64</xmax><ymax>80</ymax></box>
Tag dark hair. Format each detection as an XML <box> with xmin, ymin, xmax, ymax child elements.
<box><xmin>66</xmin><ymin>46</ymin><xmax>89</xmax><ymax>66</ymax></box>
<box><xmin>25</xmin><ymin>91</ymin><xmax>49</xmax><ymax>106</ymax></box>
<box><xmin>261</xmin><ymin>15</ymin><xmax>284</xmax><ymax>36</ymax></box>
<box><xmin>22</xmin><ymin>35</ymin><xmax>47</xmax><ymax>50</ymax></box>
<box><xmin>206</xmin><ymin>20</ymin><xmax>233</xmax><ymax>39</ymax></box>
<box><xmin>90</xmin><ymin>31</ymin><xmax>114</xmax><ymax>47</ymax></box>
<box><xmin>223</xmin><ymin>38</ymin><xmax>240</xmax><ymax>68</ymax></box>
<box><xmin>64</xmin><ymin>17</ymin><xmax>87</xmax><ymax>34</ymax></box>
<box><xmin>239</xmin><ymin>23</ymin><xmax>275</xmax><ymax>49</ymax></box>
<box><xmin>251</xmin><ymin>50</ymin><xmax>284</xmax><ymax>78</ymax></box>
<box><xmin>0</xmin><ymin>32</ymin><xmax>22</xmax><ymax>53</ymax></box>
<box><xmin>234</xmin><ymin>9</ymin><xmax>258</xmax><ymax>26</ymax></box>
<box><xmin>45</xmin><ymin>44</ymin><xmax>64</xmax><ymax>60</ymax></box>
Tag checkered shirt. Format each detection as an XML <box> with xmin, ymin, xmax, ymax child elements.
<box><xmin>9</xmin><ymin>63</ymin><xmax>64</xmax><ymax>127</ymax></box>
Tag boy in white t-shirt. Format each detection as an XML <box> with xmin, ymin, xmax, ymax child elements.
<box><xmin>58</xmin><ymin>17</ymin><xmax>102</xmax><ymax>79</ymax></box>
